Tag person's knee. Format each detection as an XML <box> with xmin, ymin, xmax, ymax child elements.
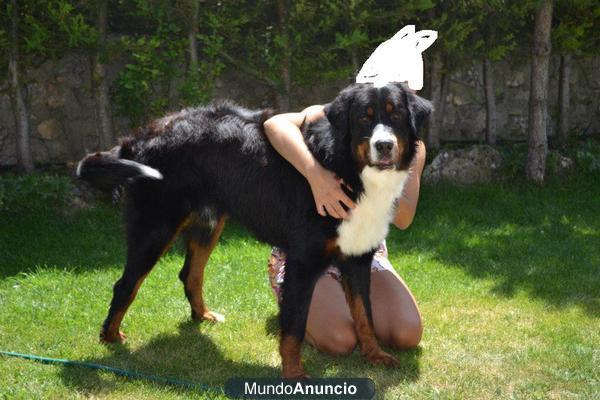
<box><xmin>319</xmin><ymin>326</ymin><xmax>357</xmax><ymax>356</ymax></box>
<box><xmin>388</xmin><ymin>319</ymin><xmax>422</xmax><ymax>350</ymax></box>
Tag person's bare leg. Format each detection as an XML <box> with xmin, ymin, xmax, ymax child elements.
<box><xmin>305</xmin><ymin>275</ymin><xmax>357</xmax><ymax>356</ymax></box>
<box><xmin>370</xmin><ymin>270</ymin><xmax>423</xmax><ymax>350</ymax></box>
<box><xmin>305</xmin><ymin>269</ymin><xmax>422</xmax><ymax>355</ymax></box>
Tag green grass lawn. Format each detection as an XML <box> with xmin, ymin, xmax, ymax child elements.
<box><xmin>1</xmin><ymin>174</ymin><xmax>598</xmax><ymax>399</ymax></box>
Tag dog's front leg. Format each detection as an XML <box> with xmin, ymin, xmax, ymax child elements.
<box><xmin>338</xmin><ymin>253</ymin><xmax>400</xmax><ymax>367</ymax></box>
<box><xmin>278</xmin><ymin>255</ymin><xmax>322</xmax><ymax>378</ymax></box>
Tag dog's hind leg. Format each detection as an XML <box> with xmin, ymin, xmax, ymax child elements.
<box><xmin>100</xmin><ymin>211</ymin><xmax>191</xmax><ymax>343</ymax></box>
<box><xmin>338</xmin><ymin>253</ymin><xmax>400</xmax><ymax>368</ymax></box>
<box><xmin>178</xmin><ymin>212</ymin><xmax>226</xmax><ymax>322</ymax></box>
<box><xmin>278</xmin><ymin>255</ymin><xmax>324</xmax><ymax>378</ymax></box>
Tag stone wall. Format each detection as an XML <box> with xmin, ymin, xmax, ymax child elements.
<box><xmin>0</xmin><ymin>53</ymin><xmax>130</xmax><ymax>166</ymax></box>
<box><xmin>440</xmin><ymin>57</ymin><xmax>600</xmax><ymax>142</ymax></box>
<box><xmin>1</xmin><ymin>53</ymin><xmax>599</xmax><ymax>166</ymax></box>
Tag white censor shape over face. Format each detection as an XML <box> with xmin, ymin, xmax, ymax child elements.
<box><xmin>355</xmin><ymin>25</ymin><xmax>437</xmax><ymax>90</ymax></box>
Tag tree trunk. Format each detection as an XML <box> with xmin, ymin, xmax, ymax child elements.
<box><xmin>8</xmin><ymin>0</ymin><xmax>34</xmax><ymax>172</ymax></box>
<box><xmin>526</xmin><ymin>0</ymin><xmax>553</xmax><ymax>184</ymax></box>
<box><xmin>483</xmin><ymin>59</ymin><xmax>497</xmax><ymax>145</ymax></box>
<box><xmin>188</xmin><ymin>0</ymin><xmax>199</xmax><ymax>73</ymax></box>
<box><xmin>440</xmin><ymin>72</ymin><xmax>449</xmax><ymax>122</ymax></box>
<box><xmin>427</xmin><ymin>57</ymin><xmax>443</xmax><ymax>150</ymax></box>
<box><xmin>91</xmin><ymin>0</ymin><xmax>114</xmax><ymax>150</ymax></box>
<box><xmin>276</xmin><ymin>0</ymin><xmax>291</xmax><ymax>111</ymax></box>
<box><xmin>350</xmin><ymin>49</ymin><xmax>359</xmax><ymax>77</ymax></box>
<box><xmin>348</xmin><ymin>1</ymin><xmax>359</xmax><ymax>75</ymax></box>
<box><xmin>557</xmin><ymin>54</ymin><xmax>571</xmax><ymax>145</ymax></box>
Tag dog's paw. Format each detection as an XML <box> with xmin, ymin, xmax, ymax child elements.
<box><xmin>282</xmin><ymin>367</ymin><xmax>310</xmax><ymax>379</ymax></box>
<box><xmin>99</xmin><ymin>330</ymin><xmax>127</xmax><ymax>344</ymax></box>
<box><xmin>365</xmin><ymin>350</ymin><xmax>400</xmax><ymax>367</ymax></box>
<box><xmin>203</xmin><ymin>310</ymin><xmax>225</xmax><ymax>322</ymax></box>
<box><xmin>193</xmin><ymin>310</ymin><xmax>225</xmax><ymax>323</ymax></box>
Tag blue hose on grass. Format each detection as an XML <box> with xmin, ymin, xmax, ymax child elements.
<box><xmin>0</xmin><ymin>350</ymin><xmax>224</xmax><ymax>396</ymax></box>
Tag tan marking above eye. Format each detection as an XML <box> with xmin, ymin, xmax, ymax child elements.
<box><xmin>366</xmin><ymin>106</ymin><xmax>374</xmax><ymax>117</ymax></box>
<box><xmin>385</xmin><ymin>103</ymin><xmax>393</xmax><ymax>113</ymax></box>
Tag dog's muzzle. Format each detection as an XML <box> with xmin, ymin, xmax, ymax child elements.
<box><xmin>370</xmin><ymin>124</ymin><xmax>399</xmax><ymax>169</ymax></box>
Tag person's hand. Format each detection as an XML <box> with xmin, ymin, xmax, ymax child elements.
<box><xmin>306</xmin><ymin>162</ymin><xmax>356</xmax><ymax>219</ymax></box>
<box><xmin>412</xmin><ymin>140</ymin><xmax>427</xmax><ymax>174</ymax></box>
<box><xmin>393</xmin><ymin>140</ymin><xmax>426</xmax><ymax>229</ymax></box>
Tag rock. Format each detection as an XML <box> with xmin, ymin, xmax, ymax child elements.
<box><xmin>67</xmin><ymin>179</ymin><xmax>101</xmax><ymax>210</ymax></box>
<box><xmin>423</xmin><ymin>145</ymin><xmax>503</xmax><ymax>185</ymax></box>
<box><xmin>505</xmin><ymin>71</ymin><xmax>526</xmax><ymax>88</ymax></box>
<box><xmin>45</xmin><ymin>82</ymin><xmax>66</xmax><ymax>108</ymax></box>
<box><xmin>68</xmin><ymin>195</ymin><xmax>93</xmax><ymax>210</ymax></box>
<box><xmin>508</xmin><ymin>114</ymin><xmax>528</xmax><ymax>137</ymax></box>
<box><xmin>452</xmin><ymin>94</ymin><xmax>470</xmax><ymax>106</ymax></box>
<box><xmin>548</xmin><ymin>151</ymin><xmax>574</xmax><ymax>175</ymax></box>
<box><xmin>37</xmin><ymin>119</ymin><xmax>63</xmax><ymax>140</ymax></box>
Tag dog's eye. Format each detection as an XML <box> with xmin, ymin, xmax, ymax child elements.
<box><xmin>390</xmin><ymin>112</ymin><xmax>402</xmax><ymax>122</ymax></box>
<box><xmin>360</xmin><ymin>116</ymin><xmax>371</xmax><ymax>124</ymax></box>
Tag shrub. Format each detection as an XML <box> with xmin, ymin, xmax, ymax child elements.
<box><xmin>573</xmin><ymin>139</ymin><xmax>600</xmax><ymax>174</ymax></box>
<box><xmin>0</xmin><ymin>174</ymin><xmax>71</xmax><ymax>212</ymax></box>
<box><xmin>497</xmin><ymin>143</ymin><xmax>528</xmax><ymax>180</ymax></box>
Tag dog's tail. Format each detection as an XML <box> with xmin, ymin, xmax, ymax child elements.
<box><xmin>76</xmin><ymin>146</ymin><xmax>162</xmax><ymax>191</ymax></box>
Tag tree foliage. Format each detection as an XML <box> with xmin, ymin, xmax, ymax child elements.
<box><xmin>553</xmin><ymin>0</ymin><xmax>599</xmax><ymax>56</ymax></box>
<box><xmin>1</xmin><ymin>0</ymin><xmax>95</xmax><ymax>62</ymax></box>
<box><xmin>1</xmin><ymin>0</ymin><xmax>600</xmax><ymax>176</ymax></box>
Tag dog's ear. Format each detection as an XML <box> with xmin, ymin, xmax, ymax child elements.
<box><xmin>399</xmin><ymin>83</ymin><xmax>433</xmax><ymax>136</ymax></box>
<box><xmin>324</xmin><ymin>84</ymin><xmax>359</xmax><ymax>134</ymax></box>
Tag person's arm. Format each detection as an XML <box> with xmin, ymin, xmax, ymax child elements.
<box><xmin>394</xmin><ymin>141</ymin><xmax>426</xmax><ymax>229</ymax></box>
<box><xmin>263</xmin><ymin>105</ymin><xmax>356</xmax><ymax>219</ymax></box>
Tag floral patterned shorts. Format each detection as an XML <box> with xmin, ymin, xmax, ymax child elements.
<box><xmin>267</xmin><ymin>240</ymin><xmax>394</xmax><ymax>303</ymax></box>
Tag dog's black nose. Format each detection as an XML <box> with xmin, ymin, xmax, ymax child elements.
<box><xmin>375</xmin><ymin>140</ymin><xmax>394</xmax><ymax>155</ymax></box>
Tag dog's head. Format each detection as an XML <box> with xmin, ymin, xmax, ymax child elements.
<box><xmin>325</xmin><ymin>82</ymin><xmax>432</xmax><ymax>172</ymax></box>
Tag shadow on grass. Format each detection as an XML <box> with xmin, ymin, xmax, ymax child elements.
<box><xmin>4</xmin><ymin>176</ymin><xmax>597</xmax><ymax>316</ymax></box>
<box><xmin>59</xmin><ymin>316</ymin><xmax>419</xmax><ymax>397</ymax></box>
<box><xmin>0</xmin><ymin>205</ymin><xmax>125</xmax><ymax>278</ymax></box>
<box><xmin>59</xmin><ymin>320</ymin><xmax>278</xmax><ymax>396</ymax></box>
<box><xmin>390</xmin><ymin>179</ymin><xmax>600</xmax><ymax>316</ymax></box>
<box><xmin>0</xmin><ymin>203</ymin><xmax>258</xmax><ymax>279</ymax></box>
<box><xmin>264</xmin><ymin>314</ymin><xmax>421</xmax><ymax>393</ymax></box>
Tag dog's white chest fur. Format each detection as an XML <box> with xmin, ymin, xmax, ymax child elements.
<box><xmin>337</xmin><ymin>166</ymin><xmax>408</xmax><ymax>256</ymax></box>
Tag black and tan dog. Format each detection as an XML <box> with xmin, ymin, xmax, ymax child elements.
<box><xmin>77</xmin><ymin>82</ymin><xmax>432</xmax><ymax>378</ymax></box>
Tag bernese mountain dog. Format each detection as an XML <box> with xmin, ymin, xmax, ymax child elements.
<box><xmin>77</xmin><ymin>82</ymin><xmax>432</xmax><ymax>378</ymax></box>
